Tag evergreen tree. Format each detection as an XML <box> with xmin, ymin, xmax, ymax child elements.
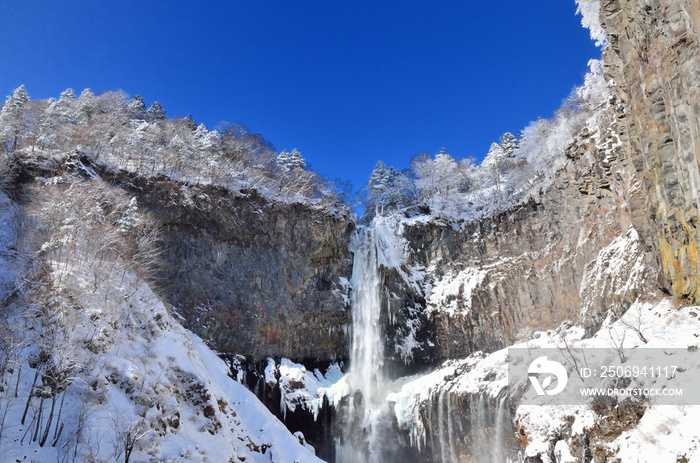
<box><xmin>59</xmin><ymin>88</ymin><xmax>77</xmax><ymax>101</ymax></box>
<box><xmin>367</xmin><ymin>160</ymin><xmax>400</xmax><ymax>215</ymax></box>
<box><xmin>183</xmin><ymin>114</ymin><xmax>197</xmax><ymax>131</ymax></box>
<box><xmin>194</xmin><ymin>123</ymin><xmax>209</xmax><ymax>140</ymax></box>
<box><xmin>77</xmin><ymin>88</ymin><xmax>99</xmax><ymax>124</ymax></box>
<box><xmin>498</xmin><ymin>132</ymin><xmax>519</xmax><ymax>157</ymax></box>
<box><xmin>126</xmin><ymin>95</ymin><xmax>146</xmax><ymax>120</ymax></box>
<box><xmin>146</xmin><ymin>102</ymin><xmax>166</xmax><ymax>121</ymax></box>
<box><xmin>276</xmin><ymin>149</ymin><xmax>306</xmax><ymax>173</ymax></box>
<box><xmin>0</xmin><ymin>85</ymin><xmax>31</xmax><ymax>151</ymax></box>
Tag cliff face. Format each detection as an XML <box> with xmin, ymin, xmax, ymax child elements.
<box><xmin>601</xmin><ymin>0</ymin><xmax>700</xmax><ymax>302</ymax></box>
<box><xmin>382</xmin><ymin>0</ymin><xmax>700</xmax><ymax>365</ymax></box>
<box><xmin>388</xmin><ymin>105</ymin><xmax>664</xmax><ymax>363</ymax></box>
<box><xmin>15</xmin><ymin>155</ymin><xmax>355</xmax><ymax>363</ymax></box>
<box><xmin>113</xmin><ymin>171</ymin><xmax>355</xmax><ymax>362</ymax></box>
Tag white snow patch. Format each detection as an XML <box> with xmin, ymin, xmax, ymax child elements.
<box><xmin>427</xmin><ymin>267</ymin><xmax>486</xmax><ymax>316</ymax></box>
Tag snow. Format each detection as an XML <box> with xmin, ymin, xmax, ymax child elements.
<box><xmin>579</xmin><ymin>227</ymin><xmax>650</xmax><ymax>321</ymax></box>
<box><xmin>264</xmin><ymin>358</ymin><xmax>345</xmax><ymax>420</ymax></box>
<box><xmin>426</xmin><ymin>266</ymin><xmax>486</xmax><ymax>316</ymax></box>
<box><xmin>612</xmin><ymin>405</ymin><xmax>700</xmax><ymax>462</ymax></box>
<box><xmin>393</xmin><ymin>307</ymin><xmax>423</xmax><ymax>362</ymax></box>
<box><xmin>575</xmin><ymin>0</ymin><xmax>606</xmax><ymax>47</ymax></box>
<box><xmin>383</xmin><ymin>292</ymin><xmax>700</xmax><ymax>462</ymax></box>
<box><xmin>0</xmin><ymin>178</ymin><xmax>323</xmax><ymax>463</ymax></box>
<box><xmin>516</xmin><ymin>299</ymin><xmax>700</xmax><ymax>462</ymax></box>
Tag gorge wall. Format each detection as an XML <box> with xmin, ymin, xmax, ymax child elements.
<box><xmin>379</xmin><ymin>1</ymin><xmax>700</xmax><ymax>461</ymax></box>
<box><xmin>601</xmin><ymin>0</ymin><xmax>700</xmax><ymax>302</ymax></box>
<box><xmin>383</xmin><ymin>93</ymin><xmax>664</xmax><ymax>365</ymax></box>
<box><xmin>132</xmin><ymin>177</ymin><xmax>355</xmax><ymax>362</ymax></box>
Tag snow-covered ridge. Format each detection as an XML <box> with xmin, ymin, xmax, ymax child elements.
<box><xmin>0</xmin><ymin>84</ymin><xmax>351</xmax><ymax>218</ymax></box>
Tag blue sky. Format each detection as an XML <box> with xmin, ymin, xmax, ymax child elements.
<box><xmin>0</xmin><ymin>1</ymin><xmax>600</xmax><ymax>193</ymax></box>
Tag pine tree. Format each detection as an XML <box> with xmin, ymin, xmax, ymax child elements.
<box><xmin>77</xmin><ymin>88</ymin><xmax>99</xmax><ymax>124</ymax></box>
<box><xmin>0</xmin><ymin>85</ymin><xmax>31</xmax><ymax>151</ymax></box>
<box><xmin>49</xmin><ymin>88</ymin><xmax>79</xmax><ymax>124</ymax></box>
<box><xmin>126</xmin><ymin>95</ymin><xmax>146</xmax><ymax>120</ymax></box>
<box><xmin>498</xmin><ymin>132</ymin><xmax>519</xmax><ymax>158</ymax></box>
<box><xmin>183</xmin><ymin>114</ymin><xmax>197</xmax><ymax>131</ymax></box>
<box><xmin>367</xmin><ymin>160</ymin><xmax>400</xmax><ymax>215</ymax></box>
<box><xmin>146</xmin><ymin>102</ymin><xmax>166</xmax><ymax>121</ymax></box>
<box><xmin>194</xmin><ymin>123</ymin><xmax>208</xmax><ymax>140</ymax></box>
<box><xmin>276</xmin><ymin>149</ymin><xmax>306</xmax><ymax>173</ymax></box>
<box><xmin>59</xmin><ymin>88</ymin><xmax>77</xmax><ymax>101</ymax></box>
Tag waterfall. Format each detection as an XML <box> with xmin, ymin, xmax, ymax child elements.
<box><xmin>422</xmin><ymin>389</ymin><xmax>516</xmax><ymax>463</ymax></box>
<box><xmin>494</xmin><ymin>394</ymin><xmax>508</xmax><ymax>463</ymax></box>
<box><xmin>336</xmin><ymin>219</ymin><xmax>520</xmax><ymax>463</ymax></box>
<box><xmin>336</xmin><ymin>225</ymin><xmax>387</xmax><ymax>463</ymax></box>
<box><xmin>348</xmin><ymin>226</ymin><xmax>384</xmax><ymax>410</ymax></box>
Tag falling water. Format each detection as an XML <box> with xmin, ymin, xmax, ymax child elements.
<box><xmin>348</xmin><ymin>227</ymin><xmax>384</xmax><ymax>409</ymax></box>
<box><xmin>336</xmin><ymin>226</ymin><xmax>386</xmax><ymax>463</ymax></box>
<box><xmin>493</xmin><ymin>394</ymin><xmax>508</xmax><ymax>463</ymax></box>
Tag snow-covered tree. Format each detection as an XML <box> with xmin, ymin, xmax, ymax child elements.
<box><xmin>126</xmin><ymin>95</ymin><xmax>146</xmax><ymax>120</ymax></box>
<box><xmin>276</xmin><ymin>149</ymin><xmax>306</xmax><ymax>173</ymax></box>
<box><xmin>193</xmin><ymin>123</ymin><xmax>208</xmax><ymax>140</ymax></box>
<box><xmin>0</xmin><ymin>85</ymin><xmax>31</xmax><ymax>151</ymax></box>
<box><xmin>414</xmin><ymin>149</ymin><xmax>459</xmax><ymax>199</ymax></box>
<box><xmin>46</xmin><ymin>88</ymin><xmax>79</xmax><ymax>124</ymax></box>
<box><xmin>146</xmin><ymin>102</ymin><xmax>166</xmax><ymax>121</ymax></box>
<box><xmin>409</xmin><ymin>149</ymin><xmax>474</xmax><ymax>216</ymax></box>
<box><xmin>59</xmin><ymin>88</ymin><xmax>77</xmax><ymax>101</ymax></box>
<box><xmin>499</xmin><ymin>132</ymin><xmax>519</xmax><ymax>158</ymax></box>
<box><xmin>77</xmin><ymin>88</ymin><xmax>100</xmax><ymax>124</ymax></box>
<box><xmin>481</xmin><ymin>142</ymin><xmax>507</xmax><ymax>192</ymax></box>
<box><xmin>117</xmin><ymin>197</ymin><xmax>141</xmax><ymax>235</ymax></box>
<box><xmin>183</xmin><ymin>114</ymin><xmax>197</xmax><ymax>131</ymax></box>
<box><xmin>366</xmin><ymin>160</ymin><xmax>401</xmax><ymax>215</ymax></box>
<box><xmin>575</xmin><ymin>0</ymin><xmax>606</xmax><ymax>47</ymax></box>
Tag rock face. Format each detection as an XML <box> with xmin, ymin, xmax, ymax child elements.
<box><xmin>124</xmin><ymin>174</ymin><xmax>355</xmax><ymax>362</ymax></box>
<box><xmin>601</xmin><ymin>0</ymin><xmax>700</xmax><ymax>302</ymax></box>
<box><xmin>388</xmin><ymin>117</ymin><xmax>664</xmax><ymax>362</ymax></box>
<box><xmin>382</xmin><ymin>0</ymin><xmax>700</xmax><ymax>365</ymax></box>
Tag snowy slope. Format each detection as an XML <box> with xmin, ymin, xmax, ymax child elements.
<box><xmin>0</xmin><ymin>178</ymin><xmax>323</xmax><ymax>463</ymax></box>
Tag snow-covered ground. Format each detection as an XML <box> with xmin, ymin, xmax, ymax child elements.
<box><xmin>385</xmin><ymin>297</ymin><xmax>700</xmax><ymax>462</ymax></box>
<box><xmin>0</xmin><ymin>179</ymin><xmax>323</xmax><ymax>463</ymax></box>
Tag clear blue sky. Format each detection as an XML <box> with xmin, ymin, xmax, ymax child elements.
<box><xmin>0</xmin><ymin>1</ymin><xmax>600</xmax><ymax>193</ymax></box>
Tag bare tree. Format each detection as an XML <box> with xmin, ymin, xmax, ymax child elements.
<box><xmin>111</xmin><ymin>415</ymin><xmax>151</xmax><ymax>463</ymax></box>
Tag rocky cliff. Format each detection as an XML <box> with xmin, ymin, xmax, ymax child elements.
<box><xmin>14</xmin><ymin>151</ymin><xmax>354</xmax><ymax>364</ymax></box>
<box><xmin>379</xmin><ymin>0</ymin><xmax>699</xmax><ymax>370</ymax></box>
<box><xmin>123</xmin><ymin>172</ymin><xmax>355</xmax><ymax>362</ymax></box>
<box><xmin>601</xmin><ymin>0</ymin><xmax>700</xmax><ymax>302</ymax></box>
<box><xmin>383</xmin><ymin>89</ymin><xmax>665</xmax><ymax>365</ymax></box>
